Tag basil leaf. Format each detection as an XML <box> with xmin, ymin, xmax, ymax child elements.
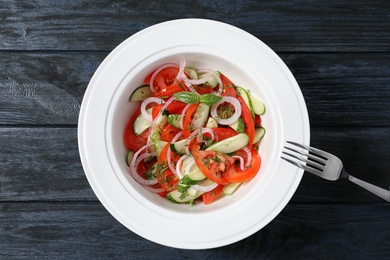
<box><xmin>173</xmin><ymin>92</ymin><xmax>199</xmax><ymax>104</ymax></box>
<box><xmin>199</xmin><ymin>94</ymin><xmax>222</xmax><ymax>105</ymax></box>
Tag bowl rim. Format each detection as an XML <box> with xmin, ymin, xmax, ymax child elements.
<box><xmin>78</xmin><ymin>18</ymin><xmax>310</xmax><ymax>249</ymax></box>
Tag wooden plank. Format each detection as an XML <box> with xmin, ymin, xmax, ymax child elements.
<box><xmin>1</xmin><ymin>52</ymin><xmax>389</xmax><ymax>126</ymax></box>
<box><xmin>0</xmin><ymin>52</ymin><xmax>106</xmax><ymax>125</ymax></box>
<box><xmin>281</xmin><ymin>53</ymin><xmax>390</xmax><ymax>127</ymax></box>
<box><xmin>1</xmin><ymin>126</ymin><xmax>388</xmax><ymax>203</ymax></box>
<box><xmin>0</xmin><ymin>202</ymin><xmax>389</xmax><ymax>258</ymax></box>
<box><xmin>0</xmin><ymin>127</ymin><xmax>95</xmax><ymax>201</ymax></box>
<box><xmin>0</xmin><ymin>1</ymin><xmax>389</xmax><ymax>52</ymax></box>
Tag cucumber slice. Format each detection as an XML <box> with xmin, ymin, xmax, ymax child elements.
<box><xmin>191</xmin><ymin>103</ymin><xmax>210</xmax><ymax>129</ymax></box>
<box><xmin>249</xmin><ymin>93</ymin><xmax>266</xmax><ymax>115</ymax></box>
<box><xmin>133</xmin><ymin>108</ymin><xmax>152</xmax><ymax>136</ymax></box>
<box><xmin>166</xmin><ymin>189</ymin><xmax>203</xmax><ymax>204</ymax></box>
<box><xmin>206</xmin><ymin>133</ymin><xmax>249</xmax><ymax>153</ymax></box>
<box><xmin>206</xmin><ymin>117</ymin><xmax>218</xmax><ymax>128</ymax></box>
<box><xmin>126</xmin><ymin>150</ymin><xmax>134</xmax><ymax>166</ymax></box>
<box><xmin>167</xmin><ymin>114</ymin><xmax>182</xmax><ymax>129</ymax></box>
<box><xmin>155</xmin><ymin>140</ymin><xmax>168</xmax><ymax>155</ymax></box>
<box><xmin>229</xmin><ymin>118</ymin><xmax>244</xmax><ymax>133</ymax></box>
<box><xmin>184</xmin><ymin>67</ymin><xmax>199</xmax><ymax>79</ymax></box>
<box><xmin>148</xmin><ymin>114</ymin><xmax>168</xmax><ymax>142</ymax></box>
<box><xmin>253</xmin><ymin>127</ymin><xmax>266</xmax><ymax>144</ymax></box>
<box><xmin>181</xmin><ymin>156</ymin><xmax>206</xmax><ymax>181</ymax></box>
<box><xmin>206</xmin><ymin>74</ymin><xmax>219</xmax><ymax>88</ymax></box>
<box><xmin>223</xmin><ymin>182</ymin><xmax>241</xmax><ymax>195</ymax></box>
<box><xmin>235</xmin><ymin>86</ymin><xmax>255</xmax><ymax>116</ymax></box>
<box><xmin>170</xmin><ymin>139</ymin><xmax>187</xmax><ymax>155</ymax></box>
<box><xmin>129</xmin><ymin>85</ymin><xmax>153</xmax><ymax>101</ymax></box>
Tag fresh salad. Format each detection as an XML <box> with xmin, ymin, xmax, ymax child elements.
<box><xmin>124</xmin><ymin>60</ymin><xmax>266</xmax><ymax>205</ymax></box>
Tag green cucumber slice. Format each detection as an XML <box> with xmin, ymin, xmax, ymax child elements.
<box><xmin>170</xmin><ymin>139</ymin><xmax>187</xmax><ymax>155</ymax></box>
<box><xmin>223</xmin><ymin>182</ymin><xmax>241</xmax><ymax>195</ymax></box>
<box><xmin>184</xmin><ymin>67</ymin><xmax>199</xmax><ymax>80</ymax></box>
<box><xmin>129</xmin><ymin>85</ymin><xmax>153</xmax><ymax>101</ymax></box>
<box><xmin>206</xmin><ymin>117</ymin><xmax>218</xmax><ymax>128</ymax></box>
<box><xmin>229</xmin><ymin>118</ymin><xmax>245</xmax><ymax>133</ymax></box>
<box><xmin>148</xmin><ymin>114</ymin><xmax>167</xmax><ymax>142</ymax></box>
<box><xmin>253</xmin><ymin>127</ymin><xmax>266</xmax><ymax>144</ymax></box>
<box><xmin>166</xmin><ymin>189</ymin><xmax>203</xmax><ymax>204</ymax></box>
<box><xmin>249</xmin><ymin>93</ymin><xmax>266</xmax><ymax>115</ymax></box>
<box><xmin>235</xmin><ymin>86</ymin><xmax>255</xmax><ymax>116</ymax></box>
<box><xmin>206</xmin><ymin>133</ymin><xmax>249</xmax><ymax>153</ymax></box>
<box><xmin>133</xmin><ymin>107</ymin><xmax>152</xmax><ymax>136</ymax></box>
<box><xmin>191</xmin><ymin>103</ymin><xmax>210</xmax><ymax>129</ymax></box>
<box><xmin>167</xmin><ymin>114</ymin><xmax>182</xmax><ymax>129</ymax></box>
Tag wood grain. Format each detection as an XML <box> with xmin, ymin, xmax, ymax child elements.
<box><xmin>1</xmin><ymin>127</ymin><xmax>388</xmax><ymax>202</ymax></box>
<box><xmin>1</xmin><ymin>53</ymin><xmax>389</xmax><ymax>126</ymax></box>
<box><xmin>0</xmin><ymin>1</ymin><xmax>389</xmax><ymax>52</ymax></box>
<box><xmin>0</xmin><ymin>202</ymin><xmax>388</xmax><ymax>258</ymax></box>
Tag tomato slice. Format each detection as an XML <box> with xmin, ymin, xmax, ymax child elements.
<box><xmin>156</xmin><ymin>143</ymin><xmax>179</xmax><ymax>192</ymax></box>
<box><xmin>161</xmin><ymin>124</ymin><xmax>181</xmax><ymax>142</ymax></box>
<box><xmin>154</xmin><ymin>83</ymin><xmax>184</xmax><ymax>97</ymax></box>
<box><xmin>220</xmin><ymin>73</ymin><xmax>233</xmax><ymax>88</ymax></box>
<box><xmin>124</xmin><ymin>108</ymin><xmax>149</xmax><ymax>151</ymax></box>
<box><xmin>211</xmin><ymin>127</ymin><xmax>238</xmax><ymax>141</ymax></box>
<box><xmin>194</xmin><ymin>150</ymin><xmax>234</xmax><ymax>185</ymax></box>
<box><xmin>152</xmin><ymin>67</ymin><xmax>180</xmax><ymax>92</ymax></box>
<box><xmin>223</xmin><ymin>149</ymin><xmax>261</xmax><ymax>183</ymax></box>
<box><xmin>237</xmin><ymin>96</ymin><xmax>255</xmax><ymax>146</ymax></box>
<box><xmin>182</xmin><ymin>103</ymin><xmax>199</xmax><ymax>138</ymax></box>
<box><xmin>202</xmin><ymin>184</ymin><xmax>224</xmax><ymax>205</ymax></box>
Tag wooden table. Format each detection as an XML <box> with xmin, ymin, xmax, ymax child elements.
<box><xmin>1</xmin><ymin>1</ymin><xmax>389</xmax><ymax>258</ymax></box>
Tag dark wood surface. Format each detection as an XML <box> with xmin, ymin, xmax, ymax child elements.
<box><xmin>1</xmin><ymin>1</ymin><xmax>389</xmax><ymax>258</ymax></box>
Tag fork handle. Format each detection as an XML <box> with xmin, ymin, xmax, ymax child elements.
<box><xmin>346</xmin><ymin>174</ymin><xmax>390</xmax><ymax>202</ymax></box>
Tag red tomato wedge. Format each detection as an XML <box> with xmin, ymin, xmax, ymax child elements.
<box><xmin>223</xmin><ymin>149</ymin><xmax>261</xmax><ymax>183</ymax></box>
<box><xmin>161</xmin><ymin>124</ymin><xmax>181</xmax><ymax>142</ymax></box>
<box><xmin>194</xmin><ymin>150</ymin><xmax>234</xmax><ymax>185</ymax></box>
<box><xmin>152</xmin><ymin>67</ymin><xmax>180</xmax><ymax>92</ymax></box>
<box><xmin>182</xmin><ymin>104</ymin><xmax>199</xmax><ymax>138</ymax></box>
<box><xmin>124</xmin><ymin>108</ymin><xmax>149</xmax><ymax>151</ymax></box>
<box><xmin>156</xmin><ymin>144</ymin><xmax>180</xmax><ymax>192</ymax></box>
<box><xmin>237</xmin><ymin>96</ymin><xmax>255</xmax><ymax>146</ymax></box>
<box><xmin>202</xmin><ymin>184</ymin><xmax>224</xmax><ymax>205</ymax></box>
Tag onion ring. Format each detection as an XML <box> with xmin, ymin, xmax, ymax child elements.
<box><xmin>141</xmin><ymin>97</ymin><xmax>165</xmax><ymax>122</ymax></box>
<box><xmin>149</xmin><ymin>63</ymin><xmax>179</xmax><ymax>92</ymax></box>
<box><xmin>210</xmin><ymin>96</ymin><xmax>242</xmax><ymax>125</ymax></box>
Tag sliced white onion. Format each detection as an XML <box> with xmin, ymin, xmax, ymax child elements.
<box><xmin>141</xmin><ymin>97</ymin><xmax>165</xmax><ymax>122</ymax></box>
<box><xmin>129</xmin><ymin>143</ymin><xmax>157</xmax><ymax>186</ymax></box>
<box><xmin>175</xmin><ymin>154</ymin><xmax>189</xmax><ymax>179</ymax></box>
<box><xmin>175</xmin><ymin>59</ymin><xmax>187</xmax><ymax>82</ymax></box>
<box><xmin>148</xmin><ymin>96</ymin><xmax>176</xmax><ymax>141</ymax></box>
<box><xmin>149</xmin><ymin>63</ymin><xmax>179</xmax><ymax>92</ymax></box>
<box><xmin>197</xmin><ymin>68</ymin><xmax>223</xmax><ymax>93</ymax></box>
<box><xmin>180</xmin><ymin>104</ymin><xmax>192</xmax><ymax>130</ymax></box>
<box><xmin>192</xmin><ymin>180</ymin><xmax>219</xmax><ymax>192</ymax></box>
<box><xmin>210</xmin><ymin>96</ymin><xmax>242</xmax><ymax>125</ymax></box>
<box><xmin>232</xmin><ymin>155</ymin><xmax>246</xmax><ymax>171</ymax></box>
<box><xmin>243</xmin><ymin>146</ymin><xmax>252</xmax><ymax>167</ymax></box>
<box><xmin>184</xmin><ymin>71</ymin><xmax>213</xmax><ymax>85</ymax></box>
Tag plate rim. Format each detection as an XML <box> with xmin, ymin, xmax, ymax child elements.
<box><xmin>78</xmin><ymin>18</ymin><xmax>310</xmax><ymax>249</ymax></box>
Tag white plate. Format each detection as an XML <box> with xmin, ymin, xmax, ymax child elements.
<box><xmin>78</xmin><ymin>19</ymin><xmax>309</xmax><ymax>249</ymax></box>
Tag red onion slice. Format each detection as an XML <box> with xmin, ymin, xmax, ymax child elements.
<box><xmin>128</xmin><ymin>143</ymin><xmax>157</xmax><ymax>186</ymax></box>
<box><xmin>210</xmin><ymin>96</ymin><xmax>241</xmax><ymax>125</ymax></box>
<box><xmin>141</xmin><ymin>97</ymin><xmax>165</xmax><ymax>122</ymax></box>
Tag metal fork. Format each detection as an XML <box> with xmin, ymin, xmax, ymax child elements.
<box><xmin>282</xmin><ymin>141</ymin><xmax>390</xmax><ymax>202</ymax></box>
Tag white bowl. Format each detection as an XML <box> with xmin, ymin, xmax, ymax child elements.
<box><xmin>78</xmin><ymin>19</ymin><xmax>309</xmax><ymax>249</ymax></box>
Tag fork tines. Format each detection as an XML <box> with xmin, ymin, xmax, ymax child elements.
<box><xmin>281</xmin><ymin>141</ymin><xmax>327</xmax><ymax>176</ymax></box>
